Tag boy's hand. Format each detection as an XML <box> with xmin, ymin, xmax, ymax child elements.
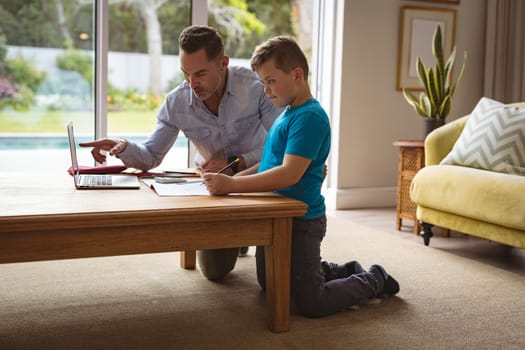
<box><xmin>203</xmin><ymin>173</ymin><xmax>234</xmax><ymax>195</ymax></box>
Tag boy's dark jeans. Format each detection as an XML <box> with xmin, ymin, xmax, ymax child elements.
<box><xmin>256</xmin><ymin>215</ymin><xmax>384</xmax><ymax>318</ymax></box>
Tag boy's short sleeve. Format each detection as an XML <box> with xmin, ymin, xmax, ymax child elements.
<box><xmin>285</xmin><ymin>111</ymin><xmax>330</xmax><ymax>160</ymax></box>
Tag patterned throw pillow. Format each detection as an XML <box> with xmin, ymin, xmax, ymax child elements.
<box><xmin>440</xmin><ymin>97</ymin><xmax>525</xmax><ymax>175</ymax></box>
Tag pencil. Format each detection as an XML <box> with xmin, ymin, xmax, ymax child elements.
<box><xmin>216</xmin><ymin>157</ymin><xmax>240</xmax><ymax>174</ymax></box>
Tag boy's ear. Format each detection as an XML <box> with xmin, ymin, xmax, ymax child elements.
<box><xmin>294</xmin><ymin>67</ymin><xmax>303</xmax><ymax>81</ymax></box>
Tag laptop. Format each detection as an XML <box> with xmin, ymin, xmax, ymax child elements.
<box><xmin>67</xmin><ymin>122</ymin><xmax>140</xmax><ymax>189</ymax></box>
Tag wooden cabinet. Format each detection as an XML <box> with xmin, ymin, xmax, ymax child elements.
<box><xmin>393</xmin><ymin>140</ymin><xmax>425</xmax><ymax>235</ymax></box>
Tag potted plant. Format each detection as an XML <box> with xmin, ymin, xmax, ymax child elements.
<box><xmin>402</xmin><ymin>25</ymin><xmax>467</xmax><ymax>138</ymax></box>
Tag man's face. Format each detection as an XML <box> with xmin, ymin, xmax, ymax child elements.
<box><xmin>256</xmin><ymin>59</ymin><xmax>298</xmax><ymax>108</ymax></box>
<box><xmin>180</xmin><ymin>48</ymin><xmax>227</xmax><ymax>102</ymax></box>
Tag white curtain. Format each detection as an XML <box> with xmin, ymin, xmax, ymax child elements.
<box><xmin>484</xmin><ymin>0</ymin><xmax>525</xmax><ymax>103</ymax></box>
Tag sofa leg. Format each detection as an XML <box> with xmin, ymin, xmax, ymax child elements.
<box><xmin>419</xmin><ymin>221</ymin><xmax>433</xmax><ymax>246</ymax></box>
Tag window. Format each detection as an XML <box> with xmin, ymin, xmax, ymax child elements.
<box><xmin>105</xmin><ymin>0</ymin><xmax>192</xmax><ymax>167</ymax></box>
<box><xmin>208</xmin><ymin>0</ymin><xmax>313</xmax><ymax>72</ymax></box>
<box><xmin>0</xmin><ymin>0</ymin><xmax>95</xmax><ymax>171</ymax></box>
<box><xmin>0</xmin><ymin>0</ymin><xmax>314</xmax><ymax>172</ymax></box>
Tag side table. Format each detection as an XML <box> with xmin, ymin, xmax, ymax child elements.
<box><xmin>392</xmin><ymin>140</ymin><xmax>424</xmax><ymax>234</ymax></box>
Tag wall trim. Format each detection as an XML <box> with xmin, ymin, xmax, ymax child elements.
<box><xmin>324</xmin><ymin>186</ymin><xmax>397</xmax><ymax>209</ymax></box>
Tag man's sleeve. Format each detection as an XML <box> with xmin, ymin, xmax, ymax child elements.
<box><xmin>118</xmin><ymin>101</ymin><xmax>180</xmax><ymax>170</ymax></box>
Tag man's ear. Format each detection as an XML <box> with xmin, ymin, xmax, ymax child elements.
<box><xmin>221</xmin><ymin>55</ymin><xmax>229</xmax><ymax>70</ymax></box>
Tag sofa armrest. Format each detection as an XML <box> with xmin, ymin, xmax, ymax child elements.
<box><xmin>424</xmin><ymin>116</ymin><xmax>469</xmax><ymax>166</ymax></box>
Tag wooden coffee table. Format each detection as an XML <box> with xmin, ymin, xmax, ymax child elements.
<box><xmin>0</xmin><ymin>172</ymin><xmax>306</xmax><ymax>332</ymax></box>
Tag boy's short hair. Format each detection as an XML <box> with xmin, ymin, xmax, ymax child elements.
<box><xmin>178</xmin><ymin>25</ymin><xmax>224</xmax><ymax>60</ymax></box>
<box><xmin>250</xmin><ymin>36</ymin><xmax>309</xmax><ymax>78</ymax></box>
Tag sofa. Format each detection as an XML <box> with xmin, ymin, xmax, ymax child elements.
<box><xmin>410</xmin><ymin>99</ymin><xmax>525</xmax><ymax>247</ymax></box>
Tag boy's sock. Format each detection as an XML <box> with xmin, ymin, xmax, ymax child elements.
<box><xmin>321</xmin><ymin>260</ymin><xmax>364</xmax><ymax>281</ymax></box>
<box><xmin>369</xmin><ymin>264</ymin><xmax>400</xmax><ymax>296</ymax></box>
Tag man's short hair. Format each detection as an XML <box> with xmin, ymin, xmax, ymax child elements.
<box><xmin>178</xmin><ymin>25</ymin><xmax>224</xmax><ymax>60</ymax></box>
<box><xmin>250</xmin><ymin>36</ymin><xmax>309</xmax><ymax>78</ymax></box>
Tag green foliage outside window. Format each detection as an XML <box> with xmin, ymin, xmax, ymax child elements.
<box><xmin>0</xmin><ymin>0</ymin><xmax>294</xmax><ymax>56</ymax></box>
<box><xmin>0</xmin><ymin>0</ymin><xmax>296</xmax><ymax>113</ymax></box>
<box><xmin>56</xmin><ymin>49</ymin><xmax>93</xmax><ymax>89</ymax></box>
<box><xmin>0</xmin><ymin>30</ymin><xmax>46</xmax><ymax>111</ymax></box>
<box><xmin>8</xmin><ymin>57</ymin><xmax>47</xmax><ymax>93</ymax></box>
<box><xmin>107</xmin><ymin>83</ymin><xmax>163</xmax><ymax>112</ymax></box>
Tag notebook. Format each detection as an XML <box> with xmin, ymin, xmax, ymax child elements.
<box><xmin>67</xmin><ymin>122</ymin><xmax>140</xmax><ymax>189</ymax></box>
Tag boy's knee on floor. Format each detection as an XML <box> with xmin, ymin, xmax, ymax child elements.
<box><xmin>294</xmin><ymin>294</ymin><xmax>325</xmax><ymax>318</ymax></box>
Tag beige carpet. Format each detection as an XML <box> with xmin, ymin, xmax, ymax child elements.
<box><xmin>1</xmin><ymin>216</ymin><xmax>524</xmax><ymax>350</ymax></box>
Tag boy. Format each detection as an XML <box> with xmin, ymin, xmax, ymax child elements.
<box><xmin>203</xmin><ymin>36</ymin><xmax>399</xmax><ymax>317</ymax></box>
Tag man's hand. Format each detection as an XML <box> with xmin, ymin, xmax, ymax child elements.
<box><xmin>203</xmin><ymin>173</ymin><xmax>234</xmax><ymax>195</ymax></box>
<box><xmin>79</xmin><ymin>138</ymin><xmax>128</xmax><ymax>164</ymax></box>
<box><xmin>201</xmin><ymin>156</ymin><xmax>246</xmax><ymax>175</ymax></box>
<box><xmin>201</xmin><ymin>159</ymin><xmax>231</xmax><ymax>174</ymax></box>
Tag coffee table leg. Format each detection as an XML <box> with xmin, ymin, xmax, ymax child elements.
<box><xmin>180</xmin><ymin>250</ymin><xmax>196</xmax><ymax>269</ymax></box>
<box><xmin>265</xmin><ymin>217</ymin><xmax>292</xmax><ymax>332</ymax></box>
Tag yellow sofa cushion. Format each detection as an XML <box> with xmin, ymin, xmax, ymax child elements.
<box><xmin>410</xmin><ymin>164</ymin><xmax>525</xmax><ymax>231</ymax></box>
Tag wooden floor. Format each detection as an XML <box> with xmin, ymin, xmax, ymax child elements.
<box><xmin>329</xmin><ymin>207</ymin><xmax>525</xmax><ymax>277</ymax></box>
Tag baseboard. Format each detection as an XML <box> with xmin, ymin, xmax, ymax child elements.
<box><xmin>324</xmin><ymin>186</ymin><xmax>397</xmax><ymax>209</ymax></box>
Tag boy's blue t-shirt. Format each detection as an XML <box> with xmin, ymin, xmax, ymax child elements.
<box><xmin>258</xmin><ymin>99</ymin><xmax>331</xmax><ymax>219</ymax></box>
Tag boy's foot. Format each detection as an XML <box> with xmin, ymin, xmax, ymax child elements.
<box><xmin>321</xmin><ymin>260</ymin><xmax>364</xmax><ymax>281</ymax></box>
<box><xmin>369</xmin><ymin>264</ymin><xmax>400</xmax><ymax>296</ymax></box>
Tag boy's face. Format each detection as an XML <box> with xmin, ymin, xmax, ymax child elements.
<box><xmin>256</xmin><ymin>59</ymin><xmax>299</xmax><ymax>108</ymax></box>
<box><xmin>180</xmin><ymin>48</ymin><xmax>228</xmax><ymax>102</ymax></box>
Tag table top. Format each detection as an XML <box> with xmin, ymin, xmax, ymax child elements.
<box><xmin>0</xmin><ymin>172</ymin><xmax>307</xmax><ymax>231</ymax></box>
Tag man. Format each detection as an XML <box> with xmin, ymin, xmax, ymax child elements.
<box><xmin>80</xmin><ymin>25</ymin><xmax>283</xmax><ymax>281</ymax></box>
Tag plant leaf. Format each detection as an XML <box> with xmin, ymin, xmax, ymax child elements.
<box><xmin>432</xmin><ymin>67</ymin><xmax>444</xmax><ymax>107</ymax></box>
<box><xmin>421</xmin><ymin>94</ymin><xmax>432</xmax><ymax>116</ymax></box>
<box><xmin>436</xmin><ymin>60</ymin><xmax>444</xmax><ymax>99</ymax></box>
<box><xmin>416</xmin><ymin>57</ymin><xmax>429</xmax><ymax>91</ymax></box>
<box><xmin>439</xmin><ymin>95</ymin><xmax>451</xmax><ymax>120</ymax></box>
<box><xmin>433</xmin><ymin>25</ymin><xmax>445</xmax><ymax>73</ymax></box>
<box><xmin>427</xmin><ymin>67</ymin><xmax>439</xmax><ymax>113</ymax></box>
<box><xmin>413</xmin><ymin>101</ymin><xmax>429</xmax><ymax>118</ymax></box>
<box><xmin>402</xmin><ymin>88</ymin><xmax>419</xmax><ymax>106</ymax></box>
<box><xmin>450</xmin><ymin>52</ymin><xmax>468</xmax><ymax>97</ymax></box>
<box><xmin>444</xmin><ymin>47</ymin><xmax>457</xmax><ymax>88</ymax></box>
<box><xmin>404</xmin><ymin>89</ymin><xmax>428</xmax><ymax>117</ymax></box>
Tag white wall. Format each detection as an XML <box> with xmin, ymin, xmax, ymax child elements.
<box><xmin>330</xmin><ymin>0</ymin><xmax>486</xmax><ymax>208</ymax></box>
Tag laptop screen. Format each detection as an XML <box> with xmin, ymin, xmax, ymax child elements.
<box><xmin>67</xmin><ymin>122</ymin><xmax>80</xmax><ymax>181</ymax></box>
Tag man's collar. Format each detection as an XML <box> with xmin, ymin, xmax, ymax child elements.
<box><xmin>224</xmin><ymin>67</ymin><xmax>233</xmax><ymax>97</ymax></box>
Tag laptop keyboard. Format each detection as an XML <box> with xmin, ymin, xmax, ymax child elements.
<box><xmin>82</xmin><ymin>175</ymin><xmax>112</xmax><ymax>187</ymax></box>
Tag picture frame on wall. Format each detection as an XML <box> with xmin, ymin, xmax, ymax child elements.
<box><xmin>396</xmin><ymin>6</ymin><xmax>457</xmax><ymax>91</ymax></box>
